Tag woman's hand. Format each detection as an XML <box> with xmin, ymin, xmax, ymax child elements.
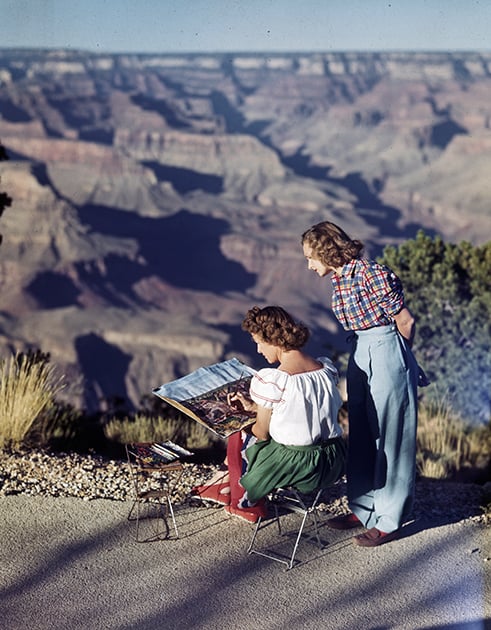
<box><xmin>227</xmin><ymin>391</ymin><xmax>257</xmax><ymax>413</ymax></box>
<box><xmin>394</xmin><ymin>306</ymin><xmax>415</xmax><ymax>347</ymax></box>
<box><xmin>228</xmin><ymin>393</ymin><xmax>271</xmax><ymax>440</ymax></box>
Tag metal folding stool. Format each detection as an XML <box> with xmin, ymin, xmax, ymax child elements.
<box><xmin>247</xmin><ymin>486</ymin><xmax>326</xmax><ymax>570</ymax></box>
<box><xmin>125</xmin><ymin>443</ymin><xmax>184</xmax><ymax>542</ymax></box>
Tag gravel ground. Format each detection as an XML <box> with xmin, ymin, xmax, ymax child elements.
<box><xmin>0</xmin><ymin>448</ymin><xmax>489</xmax><ymax>526</ymax></box>
<box><xmin>1</xmin><ymin>449</ymin><xmax>489</xmax><ymax>630</ymax></box>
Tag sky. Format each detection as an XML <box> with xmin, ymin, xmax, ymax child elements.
<box><xmin>0</xmin><ymin>0</ymin><xmax>490</xmax><ymax>54</ymax></box>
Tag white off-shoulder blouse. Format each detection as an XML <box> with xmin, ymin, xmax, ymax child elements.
<box><xmin>249</xmin><ymin>357</ymin><xmax>343</xmax><ymax>446</ymax></box>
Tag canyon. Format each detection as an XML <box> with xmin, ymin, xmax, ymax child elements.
<box><xmin>0</xmin><ymin>49</ymin><xmax>490</xmax><ymax>412</ymax></box>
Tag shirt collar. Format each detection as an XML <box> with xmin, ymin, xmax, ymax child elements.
<box><xmin>338</xmin><ymin>258</ymin><xmax>358</xmax><ymax>277</ymax></box>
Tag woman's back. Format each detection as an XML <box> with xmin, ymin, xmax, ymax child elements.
<box><xmin>250</xmin><ymin>357</ymin><xmax>343</xmax><ymax>446</ymax></box>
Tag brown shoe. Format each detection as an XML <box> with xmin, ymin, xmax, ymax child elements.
<box><xmin>353</xmin><ymin>527</ymin><xmax>400</xmax><ymax>547</ymax></box>
<box><xmin>326</xmin><ymin>513</ymin><xmax>363</xmax><ymax>530</ymax></box>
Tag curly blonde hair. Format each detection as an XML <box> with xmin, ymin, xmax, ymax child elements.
<box><xmin>242</xmin><ymin>306</ymin><xmax>309</xmax><ymax>351</ymax></box>
<box><xmin>302</xmin><ymin>221</ymin><xmax>363</xmax><ymax>268</ymax></box>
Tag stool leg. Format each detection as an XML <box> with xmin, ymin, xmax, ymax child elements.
<box><xmin>247</xmin><ymin>487</ymin><xmax>326</xmax><ymax>569</ymax></box>
<box><xmin>247</xmin><ymin>517</ymin><xmax>263</xmax><ymax>554</ymax></box>
<box><xmin>288</xmin><ymin>510</ymin><xmax>310</xmax><ymax>569</ymax></box>
<box><xmin>166</xmin><ymin>495</ymin><xmax>179</xmax><ymax>538</ymax></box>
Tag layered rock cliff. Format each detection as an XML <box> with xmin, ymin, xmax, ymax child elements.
<box><xmin>0</xmin><ymin>49</ymin><xmax>490</xmax><ymax>411</ymax></box>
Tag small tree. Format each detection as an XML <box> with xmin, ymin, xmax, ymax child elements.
<box><xmin>0</xmin><ymin>142</ymin><xmax>12</xmax><ymax>245</ymax></box>
<box><xmin>379</xmin><ymin>231</ymin><xmax>491</xmax><ymax>425</ymax></box>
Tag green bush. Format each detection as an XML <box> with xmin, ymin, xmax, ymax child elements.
<box><xmin>379</xmin><ymin>231</ymin><xmax>491</xmax><ymax>425</ymax></box>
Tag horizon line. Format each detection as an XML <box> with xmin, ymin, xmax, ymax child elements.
<box><xmin>1</xmin><ymin>46</ymin><xmax>490</xmax><ymax>56</ymax></box>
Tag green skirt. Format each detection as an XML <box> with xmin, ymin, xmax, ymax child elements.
<box><xmin>240</xmin><ymin>437</ymin><xmax>347</xmax><ymax>505</ymax></box>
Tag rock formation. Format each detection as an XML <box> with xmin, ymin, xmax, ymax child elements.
<box><xmin>0</xmin><ymin>49</ymin><xmax>490</xmax><ymax>412</ymax></box>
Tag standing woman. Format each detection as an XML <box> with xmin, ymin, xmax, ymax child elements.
<box><xmin>302</xmin><ymin>221</ymin><xmax>419</xmax><ymax>547</ymax></box>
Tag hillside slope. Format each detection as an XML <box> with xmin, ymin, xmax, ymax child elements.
<box><xmin>0</xmin><ymin>49</ymin><xmax>490</xmax><ymax>411</ymax></box>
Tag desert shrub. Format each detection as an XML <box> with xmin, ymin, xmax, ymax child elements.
<box><xmin>104</xmin><ymin>412</ymin><xmax>222</xmax><ymax>451</ymax></box>
<box><xmin>0</xmin><ymin>350</ymin><xmax>65</xmax><ymax>450</ymax></box>
<box><xmin>379</xmin><ymin>231</ymin><xmax>491</xmax><ymax>425</ymax></box>
<box><xmin>417</xmin><ymin>396</ymin><xmax>491</xmax><ymax>480</ymax></box>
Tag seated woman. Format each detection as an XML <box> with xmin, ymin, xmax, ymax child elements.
<box><xmin>192</xmin><ymin>305</ymin><xmax>347</xmax><ymax>523</ymax></box>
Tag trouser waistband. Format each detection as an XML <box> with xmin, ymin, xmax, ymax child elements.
<box><xmin>351</xmin><ymin>324</ymin><xmax>396</xmax><ymax>338</ymax></box>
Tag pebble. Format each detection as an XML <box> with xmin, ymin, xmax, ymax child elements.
<box><xmin>0</xmin><ymin>449</ymin><xmax>488</xmax><ymax>526</ymax></box>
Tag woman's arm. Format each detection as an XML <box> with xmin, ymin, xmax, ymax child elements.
<box><xmin>394</xmin><ymin>306</ymin><xmax>415</xmax><ymax>347</ymax></box>
<box><xmin>228</xmin><ymin>391</ymin><xmax>272</xmax><ymax>440</ymax></box>
<box><xmin>251</xmin><ymin>405</ymin><xmax>272</xmax><ymax>441</ymax></box>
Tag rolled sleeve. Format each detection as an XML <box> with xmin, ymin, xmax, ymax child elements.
<box><xmin>366</xmin><ymin>265</ymin><xmax>404</xmax><ymax>319</ymax></box>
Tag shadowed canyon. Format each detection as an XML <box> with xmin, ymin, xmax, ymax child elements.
<box><xmin>0</xmin><ymin>49</ymin><xmax>490</xmax><ymax>412</ymax></box>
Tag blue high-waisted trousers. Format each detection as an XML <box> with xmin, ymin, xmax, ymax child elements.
<box><xmin>347</xmin><ymin>324</ymin><xmax>418</xmax><ymax>533</ymax></box>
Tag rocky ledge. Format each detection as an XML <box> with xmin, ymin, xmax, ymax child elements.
<box><xmin>0</xmin><ymin>449</ymin><xmax>488</xmax><ymax>527</ymax></box>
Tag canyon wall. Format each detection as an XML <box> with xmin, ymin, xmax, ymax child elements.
<box><xmin>0</xmin><ymin>49</ymin><xmax>490</xmax><ymax>411</ymax></box>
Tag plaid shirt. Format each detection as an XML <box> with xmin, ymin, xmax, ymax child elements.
<box><xmin>331</xmin><ymin>259</ymin><xmax>404</xmax><ymax>331</ymax></box>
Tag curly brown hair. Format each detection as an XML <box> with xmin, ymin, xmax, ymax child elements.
<box><xmin>241</xmin><ymin>306</ymin><xmax>310</xmax><ymax>351</ymax></box>
<box><xmin>302</xmin><ymin>221</ymin><xmax>364</xmax><ymax>268</ymax></box>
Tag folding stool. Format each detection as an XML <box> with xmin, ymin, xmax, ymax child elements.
<box><xmin>125</xmin><ymin>443</ymin><xmax>184</xmax><ymax>542</ymax></box>
<box><xmin>247</xmin><ymin>486</ymin><xmax>326</xmax><ymax>570</ymax></box>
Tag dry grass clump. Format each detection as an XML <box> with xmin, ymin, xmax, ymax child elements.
<box><xmin>3</xmin><ymin>347</ymin><xmax>488</xmax><ymax>487</ymax></box>
<box><xmin>104</xmin><ymin>412</ymin><xmax>222</xmax><ymax>451</ymax></box>
<box><xmin>0</xmin><ymin>351</ymin><xmax>65</xmax><ymax>450</ymax></box>
<box><xmin>417</xmin><ymin>397</ymin><xmax>491</xmax><ymax>480</ymax></box>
